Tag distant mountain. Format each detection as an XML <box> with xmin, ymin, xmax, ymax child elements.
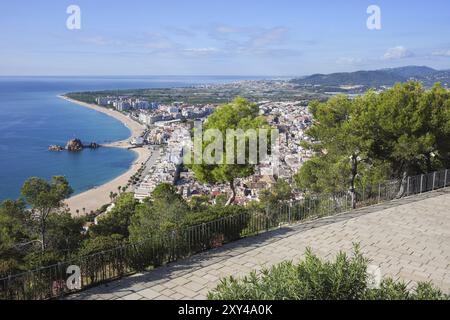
<box><xmin>382</xmin><ymin>66</ymin><xmax>436</xmax><ymax>78</ymax></box>
<box><xmin>293</xmin><ymin>70</ymin><xmax>404</xmax><ymax>87</ymax></box>
<box><xmin>291</xmin><ymin>66</ymin><xmax>449</xmax><ymax>91</ymax></box>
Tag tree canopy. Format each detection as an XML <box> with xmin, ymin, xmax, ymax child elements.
<box><xmin>21</xmin><ymin>176</ymin><xmax>73</xmax><ymax>252</ymax></box>
<box><xmin>296</xmin><ymin>81</ymin><xmax>450</xmax><ymax>203</ymax></box>
<box><xmin>259</xmin><ymin>178</ymin><xmax>293</xmax><ymax>208</ymax></box>
<box><xmin>1</xmin><ymin>177</ymin><xmax>83</xmax><ymax>276</ymax></box>
<box><xmin>129</xmin><ymin>183</ymin><xmax>189</xmax><ymax>242</ymax></box>
<box><xmin>189</xmin><ymin>97</ymin><xmax>271</xmax><ymax>205</ymax></box>
<box><xmin>89</xmin><ymin>192</ymin><xmax>139</xmax><ymax>239</ymax></box>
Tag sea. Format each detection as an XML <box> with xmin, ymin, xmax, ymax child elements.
<box><xmin>0</xmin><ymin>76</ymin><xmax>265</xmax><ymax>202</ymax></box>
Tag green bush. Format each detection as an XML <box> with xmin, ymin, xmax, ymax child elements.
<box><xmin>77</xmin><ymin>235</ymin><xmax>126</xmax><ymax>284</ymax></box>
<box><xmin>365</xmin><ymin>279</ymin><xmax>447</xmax><ymax>300</ymax></box>
<box><xmin>208</xmin><ymin>246</ymin><xmax>449</xmax><ymax>300</ymax></box>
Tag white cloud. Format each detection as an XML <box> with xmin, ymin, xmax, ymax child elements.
<box><xmin>336</xmin><ymin>57</ymin><xmax>363</xmax><ymax>65</ymax></box>
<box><xmin>77</xmin><ymin>24</ymin><xmax>299</xmax><ymax>61</ymax></box>
<box><xmin>249</xmin><ymin>27</ymin><xmax>288</xmax><ymax>48</ymax></box>
<box><xmin>215</xmin><ymin>25</ymin><xmax>244</xmax><ymax>34</ymax></box>
<box><xmin>432</xmin><ymin>49</ymin><xmax>450</xmax><ymax>57</ymax></box>
<box><xmin>208</xmin><ymin>24</ymin><xmax>289</xmax><ymax>49</ymax></box>
<box><xmin>383</xmin><ymin>46</ymin><xmax>414</xmax><ymax>60</ymax></box>
<box><xmin>183</xmin><ymin>47</ymin><xmax>219</xmax><ymax>56</ymax></box>
<box><xmin>79</xmin><ymin>33</ymin><xmax>180</xmax><ymax>55</ymax></box>
<box><xmin>81</xmin><ymin>36</ymin><xmax>122</xmax><ymax>46</ymax></box>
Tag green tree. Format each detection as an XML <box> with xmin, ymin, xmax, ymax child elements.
<box><xmin>89</xmin><ymin>193</ymin><xmax>139</xmax><ymax>239</ymax></box>
<box><xmin>20</xmin><ymin>176</ymin><xmax>73</xmax><ymax>252</ymax></box>
<box><xmin>296</xmin><ymin>82</ymin><xmax>450</xmax><ymax>205</ymax></box>
<box><xmin>23</xmin><ymin>250</ymin><xmax>63</xmax><ymax>270</ymax></box>
<box><xmin>189</xmin><ymin>97</ymin><xmax>271</xmax><ymax>206</ymax></box>
<box><xmin>78</xmin><ymin>234</ymin><xmax>124</xmax><ymax>256</ymax></box>
<box><xmin>188</xmin><ymin>195</ymin><xmax>211</xmax><ymax>212</ymax></box>
<box><xmin>45</xmin><ymin>212</ymin><xmax>85</xmax><ymax>258</ymax></box>
<box><xmin>364</xmin><ymin>82</ymin><xmax>450</xmax><ymax>176</ymax></box>
<box><xmin>297</xmin><ymin>95</ymin><xmax>371</xmax><ymax>207</ymax></box>
<box><xmin>295</xmin><ymin>155</ymin><xmax>349</xmax><ymax>194</ymax></box>
<box><xmin>0</xmin><ymin>200</ymin><xmax>31</xmax><ymax>276</ymax></box>
<box><xmin>151</xmin><ymin>183</ymin><xmax>180</xmax><ymax>202</ymax></box>
<box><xmin>129</xmin><ymin>184</ymin><xmax>188</xmax><ymax>242</ymax></box>
<box><xmin>259</xmin><ymin>178</ymin><xmax>293</xmax><ymax>208</ymax></box>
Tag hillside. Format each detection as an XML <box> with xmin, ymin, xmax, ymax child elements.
<box><xmin>291</xmin><ymin>66</ymin><xmax>450</xmax><ymax>93</ymax></box>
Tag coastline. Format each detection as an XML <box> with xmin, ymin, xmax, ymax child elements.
<box><xmin>59</xmin><ymin>96</ymin><xmax>150</xmax><ymax>216</ymax></box>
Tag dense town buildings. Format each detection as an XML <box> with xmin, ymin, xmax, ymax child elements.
<box><xmin>93</xmin><ymin>94</ymin><xmax>314</xmax><ymax>204</ymax></box>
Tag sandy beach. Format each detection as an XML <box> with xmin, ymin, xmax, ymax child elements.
<box><xmin>59</xmin><ymin>96</ymin><xmax>150</xmax><ymax>216</ymax></box>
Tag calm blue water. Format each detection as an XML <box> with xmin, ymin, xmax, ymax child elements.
<box><xmin>0</xmin><ymin>76</ymin><xmax>264</xmax><ymax>202</ymax></box>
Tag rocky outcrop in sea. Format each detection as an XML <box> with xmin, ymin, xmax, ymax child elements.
<box><xmin>49</xmin><ymin>139</ymin><xmax>101</xmax><ymax>152</ymax></box>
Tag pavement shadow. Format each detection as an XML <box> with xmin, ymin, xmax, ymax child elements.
<box><xmin>70</xmin><ymin>188</ymin><xmax>450</xmax><ymax>298</ymax></box>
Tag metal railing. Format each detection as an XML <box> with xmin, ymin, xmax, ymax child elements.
<box><xmin>1</xmin><ymin>169</ymin><xmax>449</xmax><ymax>300</ymax></box>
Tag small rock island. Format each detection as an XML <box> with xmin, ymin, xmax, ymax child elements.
<box><xmin>49</xmin><ymin>139</ymin><xmax>100</xmax><ymax>152</ymax></box>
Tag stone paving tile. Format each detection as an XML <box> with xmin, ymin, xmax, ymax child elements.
<box><xmin>184</xmin><ymin>280</ymin><xmax>206</xmax><ymax>293</ymax></box>
<box><xmin>120</xmin><ymin>293</ymin><xmax>144</xmax><ymax>300</ymax></box>
<box><xmin>68</xmin><ymin>189</ymin><xmax>450</xmax><ymax>300</ymax></box>
<box><xmin>95</xmin><ymin>293</ymin><xmax>118</xmax><ymax>300</ymax></box>
<box><xmin>186</xmin><ymin>275</ymin><xmax>210</xmax><ymax>286</ymax></box>
<box><xmin>153</xmin><ymin>295</ymin><xmax>171</xmax><ymax>300</ymax></box>
<box><xmin>173</xmin><ymin>286</ymin><xmax>198</xmax><ymax>299</ymax></box>
<box><xmin>113</xmin><ymin>289</ymin><xmax>135</xmax><ymax>298</ymax></box>
<box><xmin>171</xmin><ymin>293</ymin><xmax>185</xmax><ymax>300</ymax></box>
<box><xmin>138</xmin><ymin>288</ymin><xmax>161</xmax><ymax>300</ymax></box>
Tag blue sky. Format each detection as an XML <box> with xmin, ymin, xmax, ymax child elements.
<box><xmin>1</xmin><ymin>0</ymin><xmax>449</xmax><ymax>76</ymax></box>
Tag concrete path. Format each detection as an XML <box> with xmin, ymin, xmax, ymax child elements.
<box><xmin>69</xmin><ymin>189</ymin><xmax>450</xmax><ymax>300</ymax></box>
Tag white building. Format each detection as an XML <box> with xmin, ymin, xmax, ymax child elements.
<box><xmin>116</xmin><ymin>101</ymin><xmax>131</xmax><ymax>112</ymax></box>
<box><xmin>96</xmin><ymin>97</ymin><xmax>110</xmax><ymax>106</ymax></box>
<box><xmin>131</xmin><ymin>136</ymin><xmax>145</xmax><ymax>146</ymax></box>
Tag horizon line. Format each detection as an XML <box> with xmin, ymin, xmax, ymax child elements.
<box><xmin>1</xmin><ymin>64</ymin><xmax>449</xmax><ymax>79</ymax></box>
<box><xmin>0</xmin><ymin>74</ymin><xmax>294</xmax><ymax>78</ymax></box>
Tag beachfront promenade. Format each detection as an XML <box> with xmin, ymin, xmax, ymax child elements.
<box><xmin>68</xmin><ymin>188</ymin><xmax>450</xmax><ymax>300</ymax></box>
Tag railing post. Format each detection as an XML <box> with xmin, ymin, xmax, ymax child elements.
<box><xmin>432</xmin><ymin>172</ymin><xmax>436</xmax><ymax>190</ymax></box>
<box><xmin>406</xmin><ymin>177</ymin><xmax>410</xmax><ymax>196</ymax></box>
<box><xmin>378</xmin><ymin>183</ymin><xmax>381</xmax><ymax>203</ymax></box>
<box><xmin>420</xmin><ymin>174</ymin><xmax>424</xmax><ymax>193</ymax></box>
<box><xmin>445</xmin><ymin>169</ymin><xmax>448</xmax><ymax>188</ymax></box>
<box><xmin>347</xmin><ymin>193</ymin><xmax>350</xmax><ymax>211</ymax></box>
<box><xmin>288</xmin><ymin>203</ymin><xmax>292</xmax><ymax>224</ymax></box>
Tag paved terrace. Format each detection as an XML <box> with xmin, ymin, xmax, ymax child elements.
<box><xmin>69</xmin><ymin>189</ymin><xmax>450</xmax><ymax>300</ymax></box>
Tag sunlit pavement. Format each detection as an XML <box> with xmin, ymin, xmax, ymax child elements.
<box><xmin>68</xmin><ymin>189</ymin><xmax>450</xmax><ymax>300</ymax></box>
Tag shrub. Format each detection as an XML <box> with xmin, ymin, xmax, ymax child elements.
<box><xmin>77</xmin><ymin>235</ymin><xmax>126</xmax><ymax>284</ymax></box>
<box><xmin>365</xmin><ymin>279</ymin><xmax>447</xmax><ymax>300</ymax></box>
<box><xmin>89</xmin><ymin>193</ymin><xmax>138</xmax><ymax>239</ymax></box>
<box><xmin>0</xmin><ymin>258</ymin><xmax>21</xmax><ymax>278</ymax></box>
<box><xmin>208</xmin><ymin>246</ymin><xmax>449</xmax><ymax>300</ymax></box>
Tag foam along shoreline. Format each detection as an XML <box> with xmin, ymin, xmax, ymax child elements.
<box><xmin>58</xmin><ymin>95</ymin><xmax>150</xmax><ymax>216</ymax></box>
